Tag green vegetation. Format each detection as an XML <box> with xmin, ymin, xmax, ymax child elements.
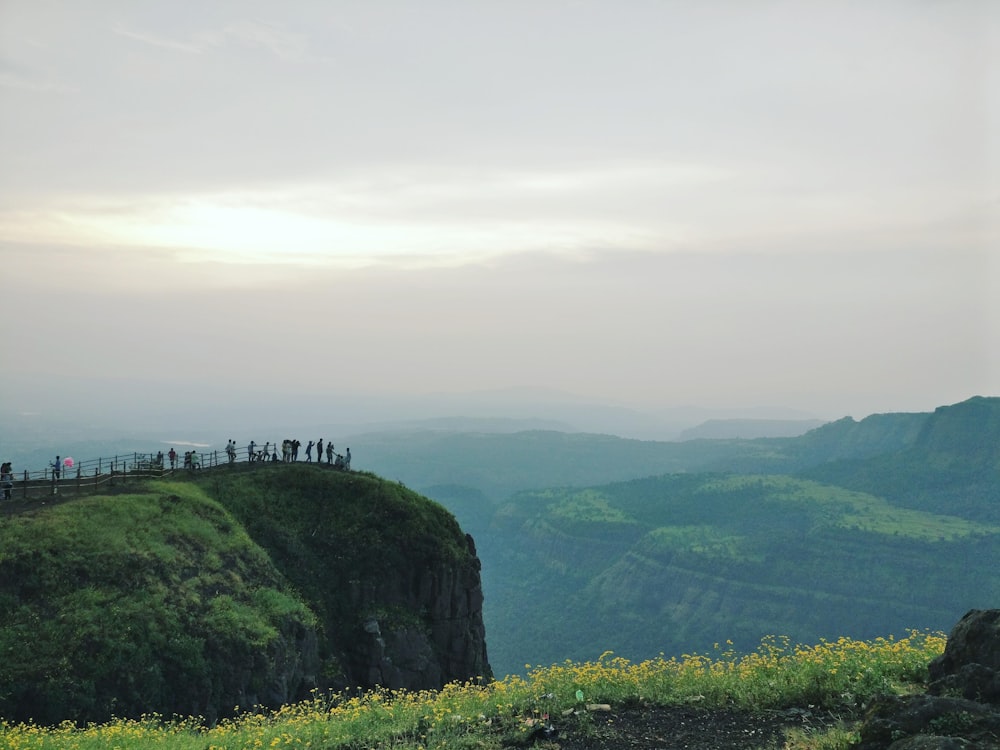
<box><xmin>0</xmin><ymin>629</ymin><xmax>945</xmax><ymax>749</ymax></box>
<box><xmin>0</xmin><ymin>481</ymin><xmax>315</xmax><ymax>725</ymax></box>
<box><xmin>195</xmin><ymin>466</ymin><xmax>475</xmax><ymax>683</ymax></box>
<box><xmin>0</xmin><ymin>467</ymin><xmax>481</xmax><ymax>726</ymax></box>
<box><xmin>197</xmin><ymin>466</ymin><xmax>469</xmax><ymax>575</ymax></box>
<box><xmin>482</xmin><ymin>469</ymin><xmax>999</xmax><ymax>675</ymax></box>
<box><xmin>2</xmin><ymin>395</ymin><xmax>997</xmax><ymax>739</ymax></box>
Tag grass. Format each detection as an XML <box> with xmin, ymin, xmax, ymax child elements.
<box><xmin>0</xmin><ymin>629</ymin><xmax>945</xmax><ymax>749</ymax></box>
<box><xmin>638</xmin><ymin>525</ymin><xmax>761</xmax><ymax>562</ymax></box>
<box><xmin>0</xmin><ymin>481</ymin><xmax>317</xmax><ymax>725</ymax></box>
<box><xmin>699</xmin><ymin>475</ymin><xmax>998</xmax><ymax>541</ymax></box>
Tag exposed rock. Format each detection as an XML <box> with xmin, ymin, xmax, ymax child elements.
<box><xmin>855</xmin><ymin>694</ymin><xmax>1000</xmax><ymax>750</ymax></box>
<box><xmin>339</xmin><ymin>533</ymin><xmax>491</xmax><ymax>691</ymax></box>
<box><xmin>855</xmin><ymin>609</ymin><xmax>1000</xmax><ymax>750</ymax></box>
<box><xmin>929</xmin><ymin>609</ymin><xmax>1000</xmax><ymax>705</ymax></box>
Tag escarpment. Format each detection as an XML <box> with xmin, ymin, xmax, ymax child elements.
<box><xmin>204</xmin><ymin>465</ymin><xmax>492</xmax><ymax>695</ymax></box>
<box><xmin>0</xmin><ymin>465</ymin><xmax>491</xmax><ymax>724</ymax></box>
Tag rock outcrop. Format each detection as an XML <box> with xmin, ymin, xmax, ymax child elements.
<box><xmin>342</xmin><ymin>533</ymin><xmax>490</xmax><ymax>691</ymax></box>
<box><xmin>208</xmin><ymin>466</ymin><xmax>493</xmax><ymax>697</ymax></box>
<box><xmin>856</xmin><ymin>609</ymin><xmax>1000</xmax><ymax>749</ymax></box>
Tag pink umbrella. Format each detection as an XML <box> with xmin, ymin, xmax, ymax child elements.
<box><xmin>63</xmin><ymin>457</ymin><xmax>74</xmax><ymax>468</ymax></box>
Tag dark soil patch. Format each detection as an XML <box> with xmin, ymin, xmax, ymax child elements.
<box><xmin>514</xmin><ymin>703</ymin><xmax>853</xmax><ymax>750</ymax></box>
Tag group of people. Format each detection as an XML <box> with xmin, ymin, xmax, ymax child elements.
<box><xmin>242</xmin><ymin>438</ymin><xmax>351</xmax><ymax>470</ymax></box>
<box><xmin>1</xmin><ymin>439</ymin><xmax>353</xmax><ymax>495</ymax></box>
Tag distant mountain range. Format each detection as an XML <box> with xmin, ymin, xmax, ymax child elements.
<box><xmin>349</xmin><ymin>396</ymin><xmax>999</xmax><ymax>676</ymax></box>
<box><xmin>678</xmin><ymin>418</ymin><xmax>827</xmax><ymax>440</ymax></box>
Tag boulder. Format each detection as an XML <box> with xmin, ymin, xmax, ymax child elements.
<box><xmin>929</xmin><ymin>609</ymin><xmax>1000</xmax><ymax>705</ymax></box>
<box><xmin>855</xmin><ymin>609</ymin><xmax>1000</xmax><ymax>750</ymax></box>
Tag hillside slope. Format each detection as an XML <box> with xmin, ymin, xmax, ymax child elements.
<box><xmin>199</xmin><ymin>466</ymin><xmax>491</xmax><ymax>693</ymax></box>
<box><xmin>478</xmin><ymin>397</ymin><xmax>1000</xmax><ymax>675</ymax></box>
<box><xmin>0</xmin><ymin>481</ymin><xmax>318</xmax><ymax>724</ymax></box>
<box><xmin>800</xmin><ymin>395</ymin><xmax>1000</xmax><ymax>522</ymax></box>
<box><xmin>0</xmin><ymin>466</ymin><xmax>490</xmax><ymax>725</ymax></box>
<box><xmin>349</xmin><ymin>405</ymin><xmax>934</xmax><ymax>508</ymax></box>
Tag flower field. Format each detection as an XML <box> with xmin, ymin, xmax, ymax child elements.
<box><xmin>0</xmin><ymin>629</ymin><xmax>945</xmax><ymax>750</ymax></box>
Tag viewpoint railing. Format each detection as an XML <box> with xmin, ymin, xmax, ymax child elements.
<box><xmin>2</xmin><ymin>445</ymin><xmax>344</xmax><ymax>504</ymax></box>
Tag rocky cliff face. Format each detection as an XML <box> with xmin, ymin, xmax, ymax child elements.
<box><xmin>343</xmin><ymin>534</ymin><xmax>490</xmax><ymax>690</ymax></box>
<box><xmin>856</xmin><ymin>609</ymin><xmax>1000</xmax><ymax>749</ymax></box>
<box><xmin>206</xmin><ymin>465</ymin><xmax>493</xmax><ymax>697</ymax></box>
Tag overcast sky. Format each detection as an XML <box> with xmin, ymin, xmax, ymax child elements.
<box><xmin>1</xmin><ymin>0</ymin><xmax>997</xmax><ymax>426</ymax></box>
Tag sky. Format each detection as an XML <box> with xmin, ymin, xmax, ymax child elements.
<box><xmin>1</xmin><ymin>0</ymin><xmax>998</xmax><ymax>430</ymax></box>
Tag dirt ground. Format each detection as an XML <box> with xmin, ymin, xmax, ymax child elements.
<box><xmin>513</xmin><ymin>702</ymin><xmax>853</xmax><ymax>750</ymax></box>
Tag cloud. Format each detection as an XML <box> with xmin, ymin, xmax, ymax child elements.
<box><xmin>0</xmin><ymin>161</ymin><xmax>730</xmax><ymax>269</ymax></box>
<box><xmin>111</xmin><ymin>23</ymin><xmax>206</xmax><ymax>54</ymax></box>
<box><xmin>111</xmin><ymin>17</ymin><xmax>323</xmax><ymax>63</ymax></box>
<box><xmin>0</xmin><ymin>1</ymin><xmax>995</xmax><ymax>420</ymax></box>
<box><xmin>222</xmin><ymin>18</ymin><xmax>312</xmax><ymax>62</ymax></box>
<box><xmin>0</xmin><ymin>56</ymin><xmax>72</xmax><ymax>93</ymax></box>
<box><xmin>2</xmin><ymin>241</ymin><xmax>993</xmax><ymax>418</ymax></box>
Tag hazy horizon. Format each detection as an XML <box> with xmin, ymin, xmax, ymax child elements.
<box><xmin>2</xmin><ymin>2</ymin><xmax>997</xmax><ymax>436</ymax></box>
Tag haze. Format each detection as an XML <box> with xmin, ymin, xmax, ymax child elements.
<box><xmin>1</xmin><ymin>1</ymin><xmax>997</xmax><ymax>437</ymax></box>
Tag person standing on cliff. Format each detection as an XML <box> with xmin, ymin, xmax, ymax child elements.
<box><xmin>168</xmin><ymin>447</ymin><xmax>177</xmax><ymax>469</ymax></box>
<box><xmin>316</xmin><ymin>439</ymin><xmax>323</xmax><ymax>465</ymax></box>
<box><xmin>305</xmin><ymin>440</ymin><xmax>314</xmax><ymax>462</ymax></box>
<box><xmin>1</xmin><ymin>462</ymin><xmax>13</xmax><ymax>500</ymax></box>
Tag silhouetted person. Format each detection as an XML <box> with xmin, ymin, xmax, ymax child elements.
<box><xmin>1</xmin><ymin>462</ymin><xmax>13</xmax><ymax>500</ymax></box>
<box><xmin>305</xmin><ymin>440</ymin><xmax>314</xmax><ymax>462</ymax></box>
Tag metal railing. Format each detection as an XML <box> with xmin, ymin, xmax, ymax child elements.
<box><xmin>1</xmin><ymin>443</ymin><xmax>349</xmax><ymax>504</ymax></box>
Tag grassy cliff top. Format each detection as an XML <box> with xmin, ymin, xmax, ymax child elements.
<box><xmin>0</xmin><ymin>465</ymin><xmax>476</xmax><ymax>725</ymax></box>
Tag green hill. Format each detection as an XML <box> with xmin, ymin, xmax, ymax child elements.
<box><xmin>0</xmin><ymin>466</ymin><xmax>490</xmax><ymax>725</ymax></box>
<box><xmin>475</xmin><ymin>398</ymin><xmax>1000</xmax><ymax>675</ymax></box>
<box><xmin>800</xmin><ymin>395</ymin><xmax>1000</xmax><ymax>523</ymax></box>
<box><xmin>482</xmin><ymin>472</ymin><xmax>999</xmax><ymax>675</ymax></box>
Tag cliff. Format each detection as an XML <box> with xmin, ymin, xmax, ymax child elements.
<box><xmin>204</xmin><ymin>466</ymin><xmax>492</xmax><ymax>694</ymax></box>
<box><xmin>0</xmin><ymin>466</ymin><xmax>491</xmax><ymax>725</ymax></box>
